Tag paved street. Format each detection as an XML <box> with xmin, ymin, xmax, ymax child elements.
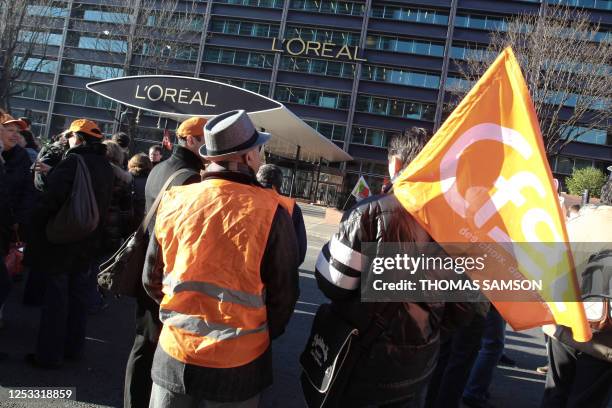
<box><xmin>0</xmin><ymin>204</ymin><xmax>554</xmax><ymax>407</ymax></box>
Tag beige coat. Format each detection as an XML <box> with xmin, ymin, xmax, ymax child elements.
<box><xmin>543</xmin><ymin>205</ymin><xmax>612</xmax><ymax>362</ymax></box>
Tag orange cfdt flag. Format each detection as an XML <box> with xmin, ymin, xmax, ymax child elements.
<box><xmin>394</xmin><ymin>47</ymin><xmax>591</xmax><ymax>342</ymax></box>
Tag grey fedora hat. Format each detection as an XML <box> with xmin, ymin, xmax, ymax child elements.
<box><xmin>199</xmin><ymin>109</ymin><xmax>270</xmax><ymax>160</ymax></box>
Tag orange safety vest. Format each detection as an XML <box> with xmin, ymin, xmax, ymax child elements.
<box><xmin>276</xmin><ymin>194</ymin><xmax>295</xmax><ymax>217</ymax></box>
<box><xmin>154</xmin><ymin>178</ymin><xmax>280</xmax><ymax>369</ymax></box>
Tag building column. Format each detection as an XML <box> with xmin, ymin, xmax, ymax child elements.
<box><xmin>289</xmin><ymin>144</ymin><xmax>301</xmax><ymax>198</ymax></box>
<box><xmin>433</xmin><ymin>0</ymin><xmax>459</xmax><ymax>132</ymax></box>
<box><xmin>339</xmin><ymin>0</ymin><xmax>372</xmax><ymax>173</ymax></box>
<box><xmin>195</xmin><ymin>0</ymin><xmax>215</xmax><ymax>77</ymax></box>
<box><xmin>268</xmin><ymin>0</ymin><xmax>291</xmax><ymax>99</ymax></box>
<box><xmin>112</xmin><ymin>0</ymin><xmax>142</xmax><ymax>135</ymax></box>
<box><xmin>311</xmin><ymin>157</ymin><xmax>322</xmax><ymax>202</ymax></box>
<box><xmin>43</xmin><ymin>0</ymin><xmax>74</xmax><ymax>139</ymax></box>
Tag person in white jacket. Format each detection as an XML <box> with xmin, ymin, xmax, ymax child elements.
<box><xmin>541</xmin><ymin>180</ymin><xmax>612</xmax><ymax>408</ymax></box>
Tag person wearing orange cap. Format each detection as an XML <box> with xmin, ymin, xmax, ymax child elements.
<box><xmin>0</xmin><ymin>111</ymin><xmax>35</xmax><ymax>243</ymax></box>
<box><xmin>24</xmin><ymin>119</ymin><xmax>115</xmax><ymax>369</ymax></box>
<box><xmin>124</xmin><ymin>116</ymin><xmax>207</xmax><ymax>408</ymax></box>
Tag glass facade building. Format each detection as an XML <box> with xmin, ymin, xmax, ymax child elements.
<box><xmin>10</xmin><ymin>0</ymin><xmax>612</xmax><ymax>206</ymax></box>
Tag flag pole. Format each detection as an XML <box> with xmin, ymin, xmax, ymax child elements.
<box><xmin>341</xmin><ymin>194</ymin><xmax>352</xmax><ymax>211</ymax></box>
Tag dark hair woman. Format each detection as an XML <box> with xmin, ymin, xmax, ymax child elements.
<box><xmin>127</xmin><ymin>153</ymin><xmax>152</xmax><ymax>230</ymax></box>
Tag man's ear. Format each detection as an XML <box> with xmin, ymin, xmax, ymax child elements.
<box><xmin>390</xmin><ymin>156</ymin><xmax>403</xmax><ymax>177</ymax></box>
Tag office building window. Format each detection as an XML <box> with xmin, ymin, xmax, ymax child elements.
<box><xmin>289</xmin><ymin>0</ymin><xmax>365</xmax><ymax>16</ymax></box>
<box><xmin>9</xmin><ymin>108</ymin><xmax>47</xmax><ymax>136</ymax></box>
<box><xmin>547</xmin><ymin>0</ymin><xmax>612</xmax><ymax>11</ymax></box>
<box><xmin>19</xmin><ymin>31</ymin><xmax>63</xmax><ymax>46</ymax></box>
<box><xmin>14</xmin><ymin>82</ymin><xmax>52</xmax><ymax>101</ymax></box>
<box><xmin>146</xmin><ymin>14</ymin><xmax>204</xmax><ymax>31</ymax></box>
<box><xmin>56</xmin><ymin>87</ymin><xmax>117</xmax><ymax>110</ymax></box>
<box><xmin>61</xmin><ymin>61</ymin><xmax>124</xmax><ymax>79</ymax></box>
<box><xmin>351</xmin><ymin>126</ymin><xmax>398</xmax><ymax>148</ymax></box>
<box><xmin>370</xmin><ymin>6</ymin><xmax>448</xmax><ymax>25</ymax></box>
<box><xmin>553</xmin><ymin>155</ymin><xmax>611</xmax><ymax>175</ymax></box>
<box><xmin>27</xmin><ymin>5</ymin><xmax>68</xmax><ymax>18</ymax></box>
<box><xmin>280</xmin><ymin>56</ymin><xmax>355</xmax><ymax>78</ymax></box>
<box><xmin>15</xmin><ymin>57</ymin><xmax>58</xmax><ymax>74</ymax></box>
<box><xmin>445</xmin><ymin>76</ymin><xmax>472</xmax><ymax>91</ymax></box>
<box><xmin>210</xmin><ymin>18</ymin><xmax>280</xmax><ymax>38</ymax></box>
<box><xmin>543</xmin><ymin>91</ymin><xmax>609</xmax><ymax>111</ymax></box>
<box><xmin>285</xmin><ymin>26</ymin><xmax>360</xmax><ymax>46</ymax></box>
<box><xmin>216</xmin><ymin>0</ymin><xmax>284</xmax><ymax>9</ymax></box>
<box><xmin>205</xmin><ymin>76</ymin><xmax>270</xmax><ymax>96</ymax></box>
<box><xmin>137</xmin><ymin>43</ymin><xmax>199</xmax><ymax>61</ymax></box>
<box><xmin>561</xmin><ymin>126</ymin><xmax>610</xmax><ymax>145</ymax></box>
<box><xmin>78</xmin><ymin>36</ymin><xmax>127</xmax><ymax>53</ymax></box>
<box><xmin>83</xmin><ymin>10</ymin><xmax>130</xmax><ymax>24</ymax></box>
<box><xmin>366</xmin><ymin>35</ymin><xmax>444</xmax><ymax>57</ymax></box>
<box><xmin>455</xmin><ymin>14</ymin><xmax>508</xmax><ymax>31</ymax></box>
<box><xmin>275</xmin><ymin>85</ymin><xmax>351</xmax><ymax>109</ymax></box>
<box><xmin>450</xmin><ymin>45</ymin><xmax>495</xmax><ymax>61</ymax></box>
<box><xmin>356</xmin><ymin>95</ymin><xmax>435</xmax><ymax>121</ymax></box>
<box><xmin>203</xmin><ymin>47</ymin><xmax>274</xmax><ymax>69</ymax></box>
<box><xmin>304</xmin><ymin>120</ymin><xmax>347</xmax><ymax>140</ymax></box>
<box><xmin>361</xmin><ymin>65</ymin><xmax>440</xmax><ymax>89</ymax></box>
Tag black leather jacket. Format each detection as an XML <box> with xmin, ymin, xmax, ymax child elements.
<box><xmin>315</xmin><ymin>190</ymin><xmax>477</xmax><ymax>406</ymax></box>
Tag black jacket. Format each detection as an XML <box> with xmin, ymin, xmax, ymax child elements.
<box><xmin>133</xmin><ymin>145</ymin><xmax>205</xmax><ymax>343</ymax></box>
<box><xmin>1</xmin><ymin>145</ymin><xmax>35</xmax><ymax>227</ymax></box>
<box><xmin>144</xmin><ymin>146</ymin><xmax>203</xmax><ymax>221</ymax></box>
<box><xmin>0</xmin><ymin>159</ymin><xmax>13</xmax><ymax>255</ymax></box>
<box><xmin>103</xmin><ymin>164</ymin><xmax>133</xmax><ymax>253</ymax></box>
<box><xmin>130</xmin><ymin>171</ymin><xmax>149</xmax><ymax>231</ymax></box>
<box><xmin>315</xmin><ymin>191</ymin><xmax>478</xmax><ymax>406</ymax></box>
<box><xmin>143</xmin><ymin>163</ymin><xmax>300</xmax><ymax>402</ymax></box>
<box><xmin>292</xmin><ymin>204</ymin><xmax>307</xmax><ymax>265</ymax></box>
<box><xmin>25</xmin><ymin>143</ymin><xmax>114</xmax><ymax>273</ymax></box>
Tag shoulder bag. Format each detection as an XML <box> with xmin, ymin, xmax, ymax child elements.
<box><xmin>46</xmin><ymin>154</ymin><xmax>99</xmax><ymax>244</ymax></box>
<box><xmin>300</xmin><ymin>302</ymin><xmax>400</xmax><ymax>408</ymax></box>
<box><xmin>97</xmin><ymin>168</ymin><xmax>197</xmax><ymax>297</ymax></box>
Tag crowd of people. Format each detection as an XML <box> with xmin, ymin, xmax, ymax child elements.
<box><xmin>0</xmin><ymin>108</ymin><xmax>610</xmax><ymax>408</ymax></box>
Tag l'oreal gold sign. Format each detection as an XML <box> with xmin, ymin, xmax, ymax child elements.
<box><xmin>271</xmin><ymin>38</ymin><xmax>367</xmax><ymax>62</ymax></box>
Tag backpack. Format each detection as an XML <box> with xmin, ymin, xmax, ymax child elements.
<box><xmin>46</xmin><ymin>154</ymin><xmax>100</xmax><ymax>244</ymax></box>
<box><xmin>97</xmin><ymin>168</ymin><xmax>197</xmax><ymax>297</ymax></box>
<box><xmin>581</xmin><ymin>249</ymin><xmax>612</xmax><ymax>332</ymax></box>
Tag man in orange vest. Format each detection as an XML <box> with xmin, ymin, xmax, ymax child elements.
<box><xmin>256</xmin><ymin>163</ymin><xmax>307</xmax><ymax>265</ymax></box>
<box><xmin>143</xmin><ymin>110</ymin><xmax>300</xmax><ymax>408</ymax></box>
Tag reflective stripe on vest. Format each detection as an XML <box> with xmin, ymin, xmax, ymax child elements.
<box><xmin>277</xmin><ymin>194</ymin><xmax>295</xmax><ymax>217</ymax></box>
<box><xmin>155</xmin><ymin>178</ymin><xmax>280</xmax><ymax>368</ymax></box>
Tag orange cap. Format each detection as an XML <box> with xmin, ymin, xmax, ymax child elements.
<box><xmin>177</xmin><ymin>117</ymin><xmax>207</xmax><ymax>139</ymax></box>
<box><xmin>68</xmin><ymin>119</ymin><xmax>103</xmax><ymax>139</ymax></box>
<box><xmin>0</xmin><ymin>112</ymin><xmax>27</xmax><ymax>130</ymax></box>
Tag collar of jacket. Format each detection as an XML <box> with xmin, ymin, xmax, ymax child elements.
<box><xmin>202</xmin><ymin>162</ymin><xmax>260</xmax><ymax>186</ymax></box>
<box><xmin>170</xmin><ymin>145</ymin><xmax>205</xmax><ymax>171</ymax></box>
<box><xmin>63</xmin><ymin>142</ymin><xmax>106</xmax><ymax>158</ymax></box>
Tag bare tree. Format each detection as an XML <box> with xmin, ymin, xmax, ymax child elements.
<box><xmin>71</xmin><ymin>0</ymin><xmax>202</xmax><ymax>76</ymax></box>
<box><xmin>448</xmin><ymin>6</ymin><xmax>612</xmax><ymax>156</ymax></box>
<box><xmin>0</xmin><ymin>0</ymin><xmax>59</xmax><ymax>110</ymax></box>
<box><xmin>70</xmin><ymin>0</ymin><xmax>203</xmax><ymax>134</ymax></box>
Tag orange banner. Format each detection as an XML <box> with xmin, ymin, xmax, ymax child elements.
<box><xmin>394</xmin><ymin>47</ymin><xmax>591</xmax><ymax>342</ymax></box>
